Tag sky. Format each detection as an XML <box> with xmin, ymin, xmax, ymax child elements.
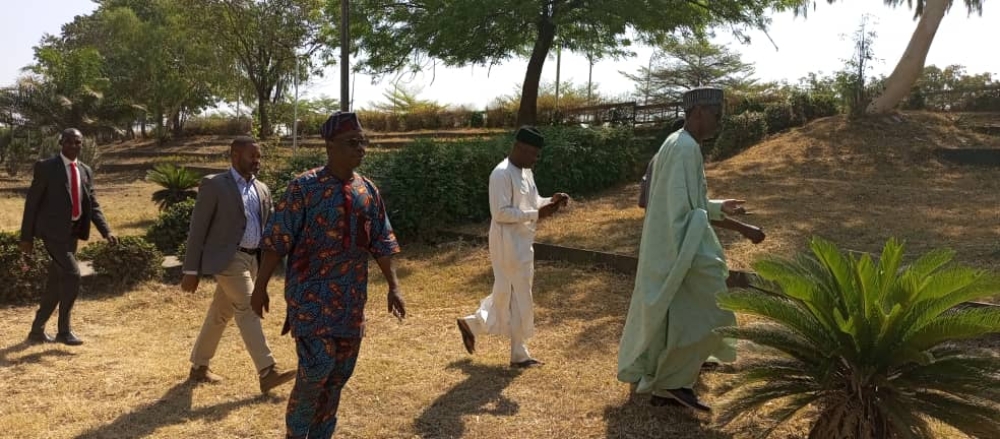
<box><xmin>1</xmin><ymin>0</ymin><xmax>997</xmax><ymax>112</ymax></box>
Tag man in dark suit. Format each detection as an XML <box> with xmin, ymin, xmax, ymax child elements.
<box><xmin>180</xmin><ymin>136</ymin><xmax>294</xmax><ymax>394</ymax></box>
<box><xmin>20</xmin><ymin>128</ymin><xmax>117</xmax><ymax>346</ymax></box>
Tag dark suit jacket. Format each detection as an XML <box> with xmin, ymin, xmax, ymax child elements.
<box><xmin>20</xmin><ymin>155</ymin><xmax>112</xmax><ymax>245</ymax></box>
<box><xmin>182</xmin><ymin>170</ymin><xmax>273</xmax><ymax>275</ymax></box>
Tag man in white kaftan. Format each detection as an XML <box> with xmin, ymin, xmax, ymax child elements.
<box><xmin>457</xmin><ymin>126</ymin><xmax>568</xmax><ymax>368</ymax></box>
<box><xmin>617</xmin><ymin>87</ymin><xmax>766</xmax><ymax>411</ymax></box>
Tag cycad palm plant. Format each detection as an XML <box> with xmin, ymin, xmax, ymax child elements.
<box><xmin>715</xmin><ymin>237</ymin><xmax>1000</xmax><ymax>439</ymax></box>
<box><xmin>146</xmin><ymin>163</ymin><xmax>200</xmax><ymax>211</ymax></box>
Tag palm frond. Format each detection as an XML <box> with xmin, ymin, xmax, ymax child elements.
<box><xmin>717</xmin><ymin>291</ymin><xmax>838</xmax><ymax>352</ymax></box>
<box><xmin>901</xmin><ymin>307</ymin><xmax>1000</xmax><ymax>353</ymax></box>
<box><xmin>713</xmin><ymin>356</ymin><xmax>813</xmax><ymax>394</ymax></box>
<box><xmin>715</xmin><ymin>324</ymin><xmax>828</xmax><ymax>366</ymax></box>
<box><xmin>716</xmin><ymin>379</ymin><xmax>826</xmax><ymax>427</ymax></box>
<box><xmin>908</xmin><ymin>391</ymin><xmax>1000</xmax><ymax>439</ymax></box>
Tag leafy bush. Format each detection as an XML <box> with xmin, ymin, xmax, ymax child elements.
<box><xmin>76</xmin><ymin>242</ymin><xmax>101</xmax><ymax>261</ymax></box>
<box><xmin>762</xmin><ymin>102</ymin><xmax>797</xmax><ymax>134</ymax></box>
<box><xmin>716</xmin><ymin>237</ymin><xmax>1000</xmax><ymax>439</ymax></box>
<box><xmin>791</xmin><ymin>91</ymin><xmax>840</xmax><ymax>121</ymax></box>
<box><xmin>711</xmin><ymin>112</ymin><xmax>768</xmax><ymax>161</ymax></box>
<box><xmin>175</xmin><ymin>241</ymin><xmax>187</xmax><ymax>265</ymax></box>
<box><xmin>182</xmin><ymin>115</ymin><xmax>252</xmax><ymax>136</ymax></box>
<box><xmin>0</xmin><ymin>232</ymin><xmax>49</xmax><ymax>304</ymax></box>
<box><xmin>146</xmin><ymin>163</ymin><xmax>200</xmax><ymax>211</ymax></box>
<box><xmin>90</xmin><ymin>236</ymin><xmax>164</xmax><ymax>286</ymax></box>
<box><xmin>259</xmin><ymin>149</ymin><xmax>326</xmax><ymax>200</ymax></box>
<box><xmin>365</xmin><ymin>126</ymin><xmax>637</xmax><ymax>239</ymax></box>
<box><xmin>145</xmin><ymin>198</ymin><xmax>195</xmax><ymax>255</ymax></box>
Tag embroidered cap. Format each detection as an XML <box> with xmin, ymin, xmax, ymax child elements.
<box><xmin>320</xmin><ymin>112</ymin><xmax>363</xmax><ymax>140</ymax></box>
<box><xmin>515</xmin><ymin>125</ymin><xmax>544</xmax><ymax>148</ymax></box>
<box><xmin>682</xmin><ymin>87</ymin><xmax>725</xmax><ymax>110</ymax></box>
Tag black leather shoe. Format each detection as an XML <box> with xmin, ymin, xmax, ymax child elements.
<box><xmin>649</xmin><ymin>395</ymin><xmax>684</xmax><ymax>407</ymax></box>
<box><xmin>663</xmin><ymin>388</ymin><xmax>711</xmax><ymax>412</ymax></box>
<box><xmin>55</xmin><ymin>332</ymin><xmax>84</xmax><ymax>346</ymax></box>
<box><xmin>27</xmin><ymin>332</ymin><xmax>55</xmax><ymax>344</ymax></box>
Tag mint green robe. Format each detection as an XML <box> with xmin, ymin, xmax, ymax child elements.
<box><xmin>617</xmin><ymin>129</ymin><xmax>737</xmax><ymax>393</ymax></box>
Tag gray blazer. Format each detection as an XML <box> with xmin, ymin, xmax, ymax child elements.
<box><xmin>182</xmin><ymin>170</ymin><xmax>272</xmax><ymax>275</ymax></box>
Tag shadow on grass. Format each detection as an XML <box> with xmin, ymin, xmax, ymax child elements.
<box><xmin>604</xmin><ymin>388</ymin><xmax>733</xmax><ymax>439</ymax></box>
<box><xmin>73</xmin><ymin>381</ymin><xmax>281</xmax><ymax>439</ymax></box>
<box><xmin>0</xmin><ymin>340</ymin><xmax>76</xmax><ymax>368</ymax></box>
<box><xmin>414</xmin><ymin>359</ymin><xmax>523</xmax><ymax>438</ymax></box>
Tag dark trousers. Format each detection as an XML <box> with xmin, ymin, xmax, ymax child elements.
<box><xmin>30</xmin><ymin>238</ymin><xmax>81</xmax><ymax>335</ymax></box>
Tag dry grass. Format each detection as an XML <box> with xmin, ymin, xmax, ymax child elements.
<box><xmin>0</xmin><ymin>183</ymin><xmax>162</xmax><ymax>243</ymax></box>
<box><xmin>0</xmin><ymin>242</ymin><xmax>975</xmax><ymax>438</ymax></box>
<box><xmin>0</xmin><ymin>243</ymin><xmax>736</xmax><ymax>439</ymax></box>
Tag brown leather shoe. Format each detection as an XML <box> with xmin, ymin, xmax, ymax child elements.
<box><xmin>259</xmin><ymin>365</ymin><xmax>296</xmax><ymax>394</ymax></box>
<box><xmin>189</xmin><ymin>366</ymin><xmax>223</xmax><ymax>384</ymax></box>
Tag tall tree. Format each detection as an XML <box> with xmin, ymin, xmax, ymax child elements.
<box><xmin>50</xmin><ymin>0</ymin><xmax>228</xmax><ymax>138</ymax></box>
<box><xmin>621</xmin><ymin>36</ymin><xmax>757</xmax><ymax>105</ymax></box>
<box><xmin>795</xmin><ymin>0</ymin><xmax>985</xmax><ymax>114</ymax></box>
<box><xmin>181</xmin><ymin>0</ymin><xmax>333</xmax><ymax>137</ymax></box>
<box><xmin>340</xmin><ymin>0</ymin><xmax>803</xmax><ymax>126</ymax></box>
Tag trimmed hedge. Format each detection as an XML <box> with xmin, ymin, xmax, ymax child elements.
<box><xmin>0</xmin><ymin>232</ymin><xmax>49</xmax><ymax>304</ymax></box>
<box><xmin>712</xmin><ymin>112</ymin><xmax>768</xmax><ymax>161</ymax></box>
<box><xmin>365</xmin><ymin>126</ymin><xmax>637</xmax><ymax>239</ymax></box>
<box><xmin>145</xmin><ymin>198</ymin><xmax>196</xmax><ymax>255</ymax></box>
<box><xmin>89</xmin><ymin>236</ymin><xmax>164</xmax><ymax>287</ymax></box>
<box><xmin>261</xmin><ymin>126</ymin><xmax>637</xmax><ymax>240</ymax></box>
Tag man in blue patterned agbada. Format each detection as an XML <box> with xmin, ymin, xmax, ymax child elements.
<box><xmin>252</xmin><ymin>112</ymin><xmax>406</xmax><ymax>439</ymax></box>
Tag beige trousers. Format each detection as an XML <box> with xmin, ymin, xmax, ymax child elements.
<box><xmin>190</xmin><ymin>251</ymin><xmax>275</xmax><ymax>373</ymax></box>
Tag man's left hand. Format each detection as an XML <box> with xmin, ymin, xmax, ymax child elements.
<box><xmin>388</xmin><ymin>287</ymin><xmax>406</xmax><ymax>321</ymax></box>
<box><xmin>742</xmin><ymin>225</ymin><xmax>766</xmax><ymax>244</ymax></box>
<box><xmin>106</xmin><ymin>234</ymin><xmax>119</xmax><ymax>245</ymax></box>
<box><xmin>552</xmin><ymin>193</ymin><xmax>570</xmax><ymax>204</ymax></box>
<box><xmin>721</xmin><ymin>199</ymin><xmax>747</xmax><ymax>216</ymax></box>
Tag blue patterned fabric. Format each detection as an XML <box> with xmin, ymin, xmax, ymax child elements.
<box><xmin>261</xmin><ymin>167</ymin><xmax>399</xmax><ymax>339</ymax></box>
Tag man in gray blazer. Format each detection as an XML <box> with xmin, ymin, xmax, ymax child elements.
<box><xmin>181</xmin><ymin>136</ymin><xmax>294</xmax><ymax>394</ymax></box>
<box><xmin>20</xmin><ymin>128</ymin><xmax>117</xmax><ymax>346</ymax></box>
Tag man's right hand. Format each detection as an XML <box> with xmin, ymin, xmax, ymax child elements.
<box><xmin>251</xmin><ymin>285</ymin><xmax>270</xmax><ymax>318</ymax></box>
<box><xmin>180</xmin><ymin>274</ymin><xmax>200</xmax><ymax>292</ymax></box>
<box><xmin>19</xmin><ymin>241</ymin><xmax>33</xmax><ymax>254</ymax></box>
<box><xmin>539</xmin><ymin>203</ymin><xmax>560</xmax><ymax>220</ymax></box>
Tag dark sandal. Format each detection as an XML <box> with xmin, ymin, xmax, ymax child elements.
<box><xmin>456</xmin><ymin>319</ymin><xmax>476</xmax><ymax>354</ymax></box>
<box><xmin>510</xmin><ymin>359</ymin><xmax>545</xmax><ymax>368</ymax></box>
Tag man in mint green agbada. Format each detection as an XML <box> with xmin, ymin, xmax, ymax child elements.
<box><xmin>617</xmin><ymin>87</ymin><xmax>765</xmax><ymax>411</ymax></box>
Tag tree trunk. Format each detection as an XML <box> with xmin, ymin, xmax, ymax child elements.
<box><xmin>257</xmin><ymin>94</ymin><xmax>271</xmax><ymax>137</ymax></box>
<box><xmin>866</xmin><ymin>0</ymin><xmax>948</xmax><ymax>114</ymax></box>
<box><xmin>171</xmin><ymin>110</ymin><xmax>183</xmax><ymax>138</ymax></box>
<box><xmin>516</xmin><ymin>10</ymin><xmax>557</xmax><ymax>127</ymax></box>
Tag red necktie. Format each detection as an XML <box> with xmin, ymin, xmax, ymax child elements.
<box><xmin>70</xmin><ymin>162</ymin><xmax>81</xmax><ymax>219</ymax></box>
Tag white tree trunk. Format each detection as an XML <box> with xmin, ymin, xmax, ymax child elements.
<box><xmin>866</xmin><ymin>0</ymin><xmax>949</xmax><ymax>114</ymax></box>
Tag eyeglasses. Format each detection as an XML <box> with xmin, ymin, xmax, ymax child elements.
<box><xmin>344</xmin><ymin>138</ymin><xmax>369</xmax><ymax>148</ymax></box>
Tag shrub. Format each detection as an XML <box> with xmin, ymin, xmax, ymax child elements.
<box><xmin>715</xmin><ymin>237</ymin><xmax>1000</xmax><ymax>439</ymax></box>
<box><xmin>259</xmin><ymin>149</ymin><xmax>326</xmax><ymax>200</ymax></box>
<box><xmin>145</xmin><ymin>198</ymin><xmax>196</xmax><ymax>255</ymax></box>
<box><xmin>762</xmin><ymin>102</ymin><xmax>797</xmax><ymax>134</ymax></box>
<box><xmin>0</xmin><ymin>232</ymin><xmax>49</xmax><ymax>304</ymax></box>
<box><xmin>90</xmin><ymin>236</ymin><xmax>164</xmax><ymax>286</ymax></box>
<box><xmin>182</xmin><ymin>116</ymin><xmax>252</xmax><ymax>136</ymax></box>
<box><xmin>791</xmin><ymin>91</ymin><xmax>840</xmax><ymax>121</ymax></box>
<box><xmin>146</xmin><ymin>163</ymin><xmax>201</xmax><ymax>211</ymax></box>
<box><xmin>175</xmin><ymin>241</ymin><xmax>187</xmax><ymax>265</ymax></box>
<box><xmin>711</xmin><ymin>112</ymin><xmax>768</xmax><ymax>161</ymax></box>
<box><xmin>365</xmin><ymin>126</ymin><xmax>637</xmax><ymax>239</ymax></box>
